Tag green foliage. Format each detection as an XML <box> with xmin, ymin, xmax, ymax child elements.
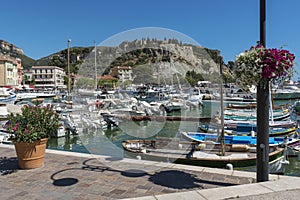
<box><xmin>31</xmin><ymin>76</ymin><xmax>36</xmax><ymax>85</ymax></box>
<box><xmin>204</xmin><ymin>47</ymin><xmax>222</xmax><ymax>64</ymax></box>
<box><xmin>222</xmin><ymin>72</ymin><xmax>234</xmax><ymax>83</ymax></box>
<box><xmin>17</xmin><ymin>54</ymin><xmax>36</xmax><ymax>70</ymax></box>
<box><xmin>42</xmin><ymin>47</ymin><xmax>92</xmax><ymax>75</ymax></box>
<box><xmin>185</xmin><ymin>70</ymin><xmax>204</xmax><ymax>86</ymax></box>
<box><xmin>7</xmin><ymin>105</ymin><xmax>60</xmax><ymax>143</ymax></box>
<box><xmin>75</xmin><ymin>77</ymin><xmax>95</xmax><ymax>88</ymax></box>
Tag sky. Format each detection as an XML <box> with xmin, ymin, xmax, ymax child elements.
<box><xmin>1</xmin><ymin>0</ymin><xmax>300</xmax><ymax>79</ymax></box>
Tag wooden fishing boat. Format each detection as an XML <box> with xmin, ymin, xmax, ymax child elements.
<box><xmin>122</xmin><ymin>139</ymin><xmax>286</xmax><ymax>171</ymax></box>
<box><xmin>181</xmin><ymin>132</ymin><xmax>299</xmax><ymax>147</ymax></box>
<box><xmin>198</xmin><ymin>122</ymin><xmax>297</xmax><ymax>137</ymax></box>
<box><xmin>182</xmin><ymin>131</ymin><xmax>300</xmax><ymax>157</ymax></box>
<box><xmin>227</xmin><ymin>103</ymin><xmax>256</xmax><ymax>109</ymax></box>
<box><xmin>224</xmin><ymin>109</ymin><xmax>290</xmax><ymax>121</ymax></box>
<box><xmin>227</xmin><ymin>103</ymin><xmax>288</xmax><ymax>110</ymax></box>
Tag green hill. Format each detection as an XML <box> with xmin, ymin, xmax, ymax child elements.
<box><xmin>0</xmin><ymin>39</ymin><xmax>234</xmax><ymax>84</ymax></box>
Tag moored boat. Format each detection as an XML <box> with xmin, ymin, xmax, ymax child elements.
<box><xmin>122</xmin><ymin>139</ymin><xmax>286</xmax><ymax>173</ymax></box>
<box><xmin>198</xmin><ymin>122</ymin><xmax>297</xmax><ymax>137</ymax></box>
<box><xmin>0</xmin><ymin>88</ymin><xmax>16</xmax><ymax>104</ymax></box>
<box><xmin>224</xmin><ymin>111</ymin><xmax>290</xmax><ymax>121</ymax></box>
<box><xmin>0</xmin><ymin>129</ymin><xmax>12</xmax><ymax>144</ymax></box>
<box><xmin>0</xmin><ymin>103</ymin><xmax>9</xmax><ymax>120</ymax></box>
<box><xmin>181</xmin><ymin>131</ymin><xmax>299</xmax><ymax>147</ymax></box>
<box><xmin>159</xmin><ymin>98</ymin><xmax>187</xmax><ymax>113</ymax></box>
<box><xmin>272</xmin><ymin>85</ymin><xmax>300</xmax><ymax>100</ymax></box>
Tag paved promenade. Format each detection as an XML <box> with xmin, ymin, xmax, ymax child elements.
<box><xmin>1</xmin><ymin>144</ymin><xmax>300</xmax><ymax>200</ymax></box>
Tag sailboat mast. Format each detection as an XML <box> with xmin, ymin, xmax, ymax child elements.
<box><xmin>219</xmin><ymin>57</ymin><xmax>225</xmax><ymax>156</ymax></box>
<box><xmin>67</xmin><ymin>39</ymin><xmax>71</xmax><ymax>96</ymax></box>
<box><xmin>94</xmin><ymin>41</ymin><xmax>97</xmax><ymax>91</ymax></box>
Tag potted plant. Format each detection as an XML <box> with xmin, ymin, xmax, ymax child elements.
<box><xmin>234</xmin><ymin>45</ymin><xmax>295</xmax><ymax>90</ymax></box>
<box><xmin>7</xmin><ymin>105</ymin><xmax>60</xmax><ymax>169</ymax></box>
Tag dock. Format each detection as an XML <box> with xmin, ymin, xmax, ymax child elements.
<box><xmin>114</xmin><ymin>115</ymin><xmax>215</xmax><ymax>122</ymax></box>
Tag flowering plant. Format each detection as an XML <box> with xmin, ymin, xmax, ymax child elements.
<box><xmin>234</xmin><ymin>45</ymin><xmax>295</xmax><ymax>90</ymax></box>
<box><xmin>7</xmin><ymin>105</ymin><xmax>60</xmax><ymax>143</ymax></box>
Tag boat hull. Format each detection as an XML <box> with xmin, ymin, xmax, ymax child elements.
<box><xmin>122</xmin><ymin>140</ymin><xmax>285</xmax><ymax>171</ymax></box>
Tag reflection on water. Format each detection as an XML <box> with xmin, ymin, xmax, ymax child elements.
<box><xmin>284</xmin><ymin>156</ymin><xmax>300</xmax><ymax>177</ymax></box>
<box><xmin>47</xmin><ymin>135</ymin><xmax>89</xmax><ymax>153</ymax></box>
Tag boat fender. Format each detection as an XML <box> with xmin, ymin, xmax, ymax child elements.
<box><xmin>136</xmin><ymin>155</ymin><xmax>142</xmax><ymax>160</ymax></box>
<box><xmin>250</xmin><ymin>130</ymin><xmax>255</xmax><ymax>137</ymax></box>
<box><xmin>197</xmin><ymin>143</ymin><xmax>206</xmax><ymax>150</ymax></box>
<box><xmin>226</xmin><ymin>163</ymin><xmax>233</xmax><ymax>170</ymax></box>
<box><xmin>231</xmin><ymin>144</ymin><xmax>250</xmax><ymax>152</ymax></box>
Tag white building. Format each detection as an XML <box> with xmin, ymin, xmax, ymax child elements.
<box><xmin>111</xmin><ymin>66</ymin><xmax>133</xmax><ymax>83</ymax></box>
<box><xmin>32</xmin><ymin>66</ymin><xmax>66</xmax><ymax>90</ymax></box>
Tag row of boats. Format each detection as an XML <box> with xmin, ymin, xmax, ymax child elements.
<box><xmin>2</xmin><ymin>85</ymin><xmax>300</xmax><ymax>174</ymax></box>
<box><xmin>116</xmin><ymin>88</ymin><xmax>300</xmax><ymax>174</ymax></box>
<box><xmin>0</xmin><ymin>87</ymin><xmax>79</xmax><ymax>142</ymax></box>
<box><xmin>70</xmin><ymin>87</ymin><xmax>300</xmax><ymax>174</ymax></box>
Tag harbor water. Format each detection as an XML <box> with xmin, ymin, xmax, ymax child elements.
<box><xmin>46</xmin><ymin>99</ymin><xmax>300</xmax><ymax>177</ymax></box>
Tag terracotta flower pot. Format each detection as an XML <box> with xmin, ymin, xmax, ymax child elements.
<box><xmin>13</xmin><ymin>138</ymin><xmax>48</xmax><ymax>169</ymax></box>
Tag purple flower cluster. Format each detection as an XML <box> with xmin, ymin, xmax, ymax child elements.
<box><xmin>252</xmin><ymin>45</ymin><xmax>295</xmax><ymax>79</ymax></box>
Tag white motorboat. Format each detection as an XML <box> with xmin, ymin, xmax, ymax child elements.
<box><xmin>0</xmin><ymin>88</ymin><xmax>16</xmax><ymax>104</ymax></box>
<box><xmin>272</xmin><ymin>85</ymin><xmax>300</xmax><ymax>100</ymax></box>
<box><xmin>0</xmin><ymin>104</ymin><xmax>9</xmax><ymax>120</ymax></box>
<box><xmin>0</xmin><ymin>129</ymin><xmax>12</xmax><ymax>144</ymax></box>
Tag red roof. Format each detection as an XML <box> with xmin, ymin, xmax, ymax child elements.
<box><xmin>99</xmin><ymin>75</ymin><xmax>118</xmax><ymax>81</ymax></box>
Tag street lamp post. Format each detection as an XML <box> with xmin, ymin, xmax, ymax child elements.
<box><xmin>67</xmin><ymin>39</ymin><xmax>71</xmax><ymax>96</ymax></box>
<box><xmin>257</xmin><ymin>0</ymin><xmax>269</xmax><ymax>182</ymax></box>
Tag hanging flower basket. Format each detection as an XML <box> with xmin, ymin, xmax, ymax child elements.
<box><xmin>234</xmin><ymin>45</ymin><xmax>295</xmax><ymax>90</ymax></box>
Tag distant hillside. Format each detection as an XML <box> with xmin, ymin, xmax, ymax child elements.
<box><xmin>0</xmin><ymin>38</ymin><xmax>234</xmax><ymax>83</ymax></box>
<box><xmin>0</xmin><ymin>39</ymin><xmax>36</xmax><ymax>69</ymax></box>
<box><xmin>17</xmin><ymin>54</ymin><xmax>36</xmax><ymax>69</ymax></box>
<box><xmin>35</xmin><ymin>46</ymin><xmax>93</xmax><ymax>74</ymax></box>
<box><xmin>74</xmin><ymin>39</ymin><xmax>234</xmax><ymax>84</ymax></box>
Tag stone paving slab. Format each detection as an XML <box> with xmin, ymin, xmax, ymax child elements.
<box><xmin>0</xmin><ymin>144</ymin><xmax>261</xmax><ymax>200</ymax></box>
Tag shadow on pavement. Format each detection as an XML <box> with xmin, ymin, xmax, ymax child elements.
<box><xmin>149</xmin><ymin>170</ymin><xmax>203</xmax><ymax>189</ymax></box>
<box><xmin>50</xmin><ymin>157</ymin><xmax>241</xmax><ymax>189</ymax></box>
<box><xmin>0</xmin><ymin>156</ymin><xmax>18</xmax><ymax>176</ymax></box>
